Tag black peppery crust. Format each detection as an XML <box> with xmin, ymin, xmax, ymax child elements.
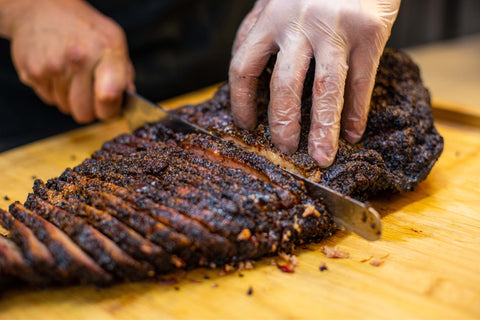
<box><xmin>0</xmin><ymin>49</ymin><xmax>442</xmax><ymax>289</ymax></box>
<box><xmin>174</xmin><ymin>49</ymin><xmax>444</xmax><ymax>199</ymax></box>
<box><xmin>0</xmin><ymin>123</ymin><xmax>335</xmax><ymax>288</ymax></box>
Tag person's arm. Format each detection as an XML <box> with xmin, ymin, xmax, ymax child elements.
<box><xmin>229</xmin><ymin>0</ymin><xmax>401</xmax><ymax>167</ymax></box>
<box><xmin>0</xmin><ymin>0</ymin><xmax>134</xmax><ymax>123</ymax></box>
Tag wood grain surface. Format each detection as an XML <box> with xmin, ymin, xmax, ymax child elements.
<box><xmin>0</xmin><ymin>84</ymin><xmax>479</xmax><ymax>320</ymax></box>
<box><xmin>1</xmin><ymin>38</ymin><xmax>480</xmax><ymax>318</ymax></box>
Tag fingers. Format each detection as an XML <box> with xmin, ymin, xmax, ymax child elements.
<box><xmin>93</xmin><ymin>51</ymin><xmax>130</xmax><ymax>120</ymax></box>
<box><xmin>229</xmin><ymin>25</ymin><xmax>276</xmax><ymax>130</ymax></box>
<box><xmin>69</xmin><ymin>66</ymin><xmax>95</xmax><ymax>123</ymax></box>
<box><xmin>269</xmin><ymin>38</ymin><xmax>312</xmax><ymax>153</ymax></box>
<box><xmin>308</xmin><ymin>47</ymin><xmax>348</xmax><ymax>167</ymax></box>
<box><xmin>232</xmin><ymin>0</ymin><xmax>269</xmax><ymax>56</ymax></box>
<box><xmin>52</xmin><ymin>76</ymin><xmax>71</xmax><ymax>114</ymax></box>
<box><xmin>342</xmin><ymin>45</ymin><xmax>380</xmax><ymax>143</ymax></box>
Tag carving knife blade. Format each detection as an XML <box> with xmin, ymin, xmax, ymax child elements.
<box><xmin>123</xmin><ymin>91</ymin><xmax>382</xmax><ymax>241</ymax></box>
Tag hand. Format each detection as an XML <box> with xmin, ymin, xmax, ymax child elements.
<box><xmin>229</xmin><ymin>0</ymin><xmax>400</xmax><ymax>167</ymax></box>
<box><xmin>5</xmin><ymin>0</ymin><xmax>134</xmax><ymax>123</ymax></box>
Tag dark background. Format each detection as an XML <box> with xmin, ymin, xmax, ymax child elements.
<box><xmin>389</xmin><ymin>0</ymin><xmax>480</xmax><ymax>47</ymax></box>
<box><xmin>0</xmin><ymin>0</ymin><xmax>479</xmax><ymax>152</ymax></box>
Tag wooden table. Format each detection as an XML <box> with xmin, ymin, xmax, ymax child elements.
<box><xmin>406</xmin><ymin>34</ymin><xmax>480</xmax><ymax>124</ymax></box>
<box><xmin>1</xmin><ymin>42</ymin><xmax>480</xmax><ymax>319</ymax></box>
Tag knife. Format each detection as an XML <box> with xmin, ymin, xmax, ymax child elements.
<box><xmin>123</xmin><ymin>91</ymin><xmax>382</xmax><ymax>241</ymax></box>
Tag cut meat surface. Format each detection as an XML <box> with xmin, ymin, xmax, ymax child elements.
<box><xmin>174</xmin><ymin>49</ymin><xmax>444</xmax><ymax>199</ymax></box>
<box><xmin>0</xmin><ymin>49</ymin><xmax>442</xmax><ymax>289</ymax></box>
<box><xmin>9</xmin><ymin>202</ymin><xmax>111</xmax><ymax>285</ymax></box>
<box><xmin>24</xmin><ymin>194</ymin><xmax>153</xmax><ymax>281</ymax></box>
<box><xmin>0</xmin><ymin>235</ymin><xmax>42</xmax><ymax>285</ymax></box>
<box><xmin>0</xmin><ymin>208</ymin><xmax>55</xmax><ymax>282</ymax></box>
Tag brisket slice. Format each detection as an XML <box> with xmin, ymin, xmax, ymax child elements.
<box><xmin>58</xmin><ymin>169</ymin><xmax>235</xmax><ymax>265</ymax></box>
<box><xmin>23</xmin><ymin>194</ymin><xmax>154</xmax><ymax>281</ymax></box>
<box><xmin>0</xmin><ymin>124</ymin><xmax>335</xmax><ymax>287</ymax></box>
<box><xmin>0</xmin><ymin>235</ymin><xmax>41</xmax><ymax>285</ymax></box>
<box><xmin>173</xmin><ymin>49</ymin><xmax>444</xmax><ymax>199</ymax></box>
<box><xmin>0</xmin><ymin>208</ymin><xmax>55</xmax><ymax>281</ymax></box>
<box><xmin>8</xmin><ymin>202</ymin><xmax>111</xmax><ymax>285</ymax></box>
<box><xmin>0</xmin><ymin>49</ymin><xmax>442</xmax><ymax>289</ymax></box>
<box><xmin>32</xmin><ymin>180</ymin><xmax>175</xmax><ymax>273</ymax></box>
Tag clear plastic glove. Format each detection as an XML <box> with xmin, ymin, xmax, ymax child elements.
<box><xmin>229</xmin><ymin>0</ymin><xmax>401</xmax><ymax>167</ymax></box>
<box><xmin>1</xmin><ymin>0</ymin><xmax>134</xmax><ymax>123</ymax></box>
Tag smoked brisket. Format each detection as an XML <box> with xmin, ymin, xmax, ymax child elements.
<box><xmin>0</xmin><ymin>49</ymin><xmax>443</xmax><ymax>289</ymax></box>
<box><xmin>174</xmin><ymin>49</ymin><xmax>444</xmax><ymax>199</ymax></box>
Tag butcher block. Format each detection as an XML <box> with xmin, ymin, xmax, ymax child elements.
<box><xmin>0</xmin><ymin>81</ymin><xmax>479</xmax><ymax>319</ymax></box>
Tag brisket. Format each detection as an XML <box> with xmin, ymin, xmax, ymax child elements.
<box><xmin>0</xmin><ymin>235</ymin><xmax>42</xmax><ymax>285</ymax></box>
<box><xmin>0</xmin><ymin>49</ymin><xmax>442</xmax><ymax>289</ymax></box>
<box><xmin>23</xmin><ymin>194</ymin><xmax>154</xmax><ymax>281</ymax></box>
<box><xmin>174</xmin><ymin>49</ymin><xmax>444</xmax><ymax>199</ymax></box>
<box><xmin>0</xmin><ymin>208</ymin><xmax>55</xmax><ymax>283</ymax></box>
<box><xmin>9</xmin><ymin>202</ymin><xmax>111</xmax><ymax>285</ymax></box>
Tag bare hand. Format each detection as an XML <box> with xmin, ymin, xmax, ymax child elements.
<box><xmin>7</xmin><ymin>0</ymin><xmax>134</xmax><ymax>123</ymax></box>
<box><xmin>230</xmin><ymin>0</ymin><xmax>401</xmax><ymax>166</ymax></box>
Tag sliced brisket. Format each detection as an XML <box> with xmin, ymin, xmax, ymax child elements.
<box><xmin>174</xmin><ymin>49</ymin><xmax>444</xmax><ymax>199</ymax></box>
<box><xmin>0</xmin><ymin>49</ymin><xmax>442</xmax><ymax>289</ymax></box>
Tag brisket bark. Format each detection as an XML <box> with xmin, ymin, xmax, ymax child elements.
<box><xmin>174</xmin><ymin>49</ymin><xmax>444</xmax><ymax>199</ymax></box>
<box><xmin>0</xmin><ymin>49</ymin><xmax>442</xmax><ymax>289</ymax></box>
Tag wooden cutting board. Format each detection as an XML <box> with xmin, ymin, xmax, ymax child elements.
<box><xmin>0</xmin><ymin>85</ymin><xmax>479</xmax><ymax>320</ymax></box>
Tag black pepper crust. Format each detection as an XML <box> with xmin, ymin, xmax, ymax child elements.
<box><xmin>0</xmin><ymin>117</ymin><xmax>335</xmax><ymax>288</ymax></box>
<box><xmin>0</xmin><ymin>49</ymin><xmax>441</xmax><ymax>289</ymax></box>
<box><xmin>174</xmin><ymin>49</ymin><xmax>444</xmax><ymax>199</ymax></box>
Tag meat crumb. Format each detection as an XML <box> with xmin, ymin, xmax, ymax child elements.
<box><xmin>321</xmin><ymin>245</ymin><xmax>350</xmax><ymax>259</ymax></box>
<box><xmin>211</xmin><ymin>284</ymin><xmax>219</xmax><ymax>288</ymax></box>
<box><xmin>302</xmin><ymin>203</ymin><xmax>320</xmax><ymax>217</ymax></box>
<box><xmin>174</xmin><ymin>286</ymin><xmax>180</xmax><ymax>291</ymax></box>
<box><xmin>237</xmin><ymin>261</ymin><xmax>254</xmax><ymax>271</ymax></box>
<box><xmin>31</xmin><ymin>175</ymin><xmax>37</xmax><ymax>180</ymax></box>
<box><xmin>277</xmin><ymin>263</ymin><xmax>295</xmax><ymax>273</ymax></box>
<box><xmin>278</xmin><ymin>253</ymin><xmax>298</xmax><ymax>266</ymax></box>
<box><xmin>171</xmin><ymin>255</ymin><xmax>186</xmax><ymax>268</ymax></box>
<box><xmin>237</xmin><ymin>228</ymin><xmax>251</xmax><ymax>241</ymax></box>
<box><xmin>220</xmin><ymin>264</ymin><xmax>235</xmax><ymax>276</ymax></box>
<box><xmin>244</xmin><ymin>261</ymin><xmax>254</xmax><ymax>270</ymax></box>
<box><xmin>203</xmin><ymin>275</ymin><xmax>210</xmax><ymax>280</ymax></box>
<box><xmin>319</xmin><ymin>262</ymin><xmax>328</xmax><ymax>272</ymax></box>
<box><xmin>369</xmin><ymin>259</ymin><xmax>385</xmax><ymax>267</ymax></box>
<box><xmin>3</xmin><ymin>195</ymin><xmax>9</xmax><ymax>201</ymax></box>
<box><xmin>247</xmin><ymin>286</ymin><xmax>253</xmax><ymax>296</ymax></box>
<box><xmin>276</xmin><ymin>252</ymin><xmax>298</xmax><ymax>273</ymax></box>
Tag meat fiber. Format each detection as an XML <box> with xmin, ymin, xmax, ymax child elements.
<box><xmin>0</xmin><ymin>49</ymin><xmax>443</xmax><ymax>289</ymax></box>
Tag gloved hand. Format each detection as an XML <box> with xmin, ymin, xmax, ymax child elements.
<box><xmin>229</xmin><ymin>0</ymin><xmax>401</xmax><ymax>167</ymax></box>
<box><xmin>1</xmin><ymin>0</ymin><xmax>134</xmax><ymax>123</ymax></box>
